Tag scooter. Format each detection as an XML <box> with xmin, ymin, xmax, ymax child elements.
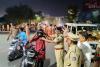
<box><xmin>20</xmin><ymin>46</ymin><xmax>38</xmax><ymax>67</ymax></box>
<box><xmin>8</xmin><ymin>38</ymin><xmax>23</xmax><ymax>61</ymax></box>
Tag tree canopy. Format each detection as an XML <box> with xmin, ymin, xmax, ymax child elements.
<box><xmin>67</xmin><ymin>5</ymin><xmax>78</xmax><ymax>23</ymax></box>
<box><xmin>5</xmin><ymin>5</ymin><xmax>35</xmax><ymax>24</ymax></box>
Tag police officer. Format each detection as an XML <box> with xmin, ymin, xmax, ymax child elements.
<box><xmin>64</xmin><ymin>33</ymin><xmax>82</xmax><ymax>67</ymax></box>
<box><xmin>43</xmin><ymin>27</ymin><xmax>64</xmax><ymax>67</ymax></box>
<box><xmin>53</xmin><ymin>27</ymin><xmax>64</xmax><ymax>67</ymax></box>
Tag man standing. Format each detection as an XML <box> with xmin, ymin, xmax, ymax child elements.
<box><xmin>64</xmin><ymin>33</ymin><xmax>82</xmax><ymax>67</ymax></box>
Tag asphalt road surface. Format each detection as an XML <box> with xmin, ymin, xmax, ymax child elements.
<box><xmin>0</xmin><ymin>34</ymin><xmax>56</xmax><ymax>67</ymax></box>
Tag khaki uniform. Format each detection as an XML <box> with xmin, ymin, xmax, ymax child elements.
<box><xmin>53</xmin><ymin>34</ymin><xmax>64</xmax><ymax>67</ymax></box>
<box><xmin>64</xmin><ymin>45</ymin><xmax>82</xmax><ymax>67</ymax></box>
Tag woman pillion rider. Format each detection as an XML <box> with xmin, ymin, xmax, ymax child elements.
<box><xmin>29</xmin><ymin>29</ymin><xmax>46</xmax><ymax>67</ymax></box>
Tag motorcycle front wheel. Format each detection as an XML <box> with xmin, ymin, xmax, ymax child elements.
<box><xmin>20</xmin><ymin>57</ymin><xmax>36</xmax><ymax>67</ymax></box>
<box><xmin>20</xmin><ymin>58</ymin><xmax>27</xmax><ymax>67</ymax></box>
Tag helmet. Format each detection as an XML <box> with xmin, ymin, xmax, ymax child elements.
<box><xmin>37</xmin><ymin>31</ymin><xmax>44</xmax><ymax>37</ymax></box>
<box><xmin>57</xmin><ymin>23</ymin><xmax>64</xmax><ymax>27</ymax></box>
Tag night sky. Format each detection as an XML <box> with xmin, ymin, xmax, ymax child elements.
<box><xmin>0</xmin><ymin>0</ymin><xmax>83</xmax><ymax>17</ymax></box>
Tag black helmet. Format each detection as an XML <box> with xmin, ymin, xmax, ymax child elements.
<box><xmin>19</xmin><ymin>27</ymin><xmax>24</xmax><ymax>31</ymax></box>
<box><xmin>56</xmin><ymin>27</ymin><xmax>63</xmax><ymax>32</ymax></box>
<box><xmin>37</xmin><ymin>31</ymin><xmax>44</xmax><ymax>37</ymax></box>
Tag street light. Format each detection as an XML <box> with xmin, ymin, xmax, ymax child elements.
<box><xmin>35</xmin><ymin>14</ymin><xmax>41</xmax><ymax>22</ymax></box>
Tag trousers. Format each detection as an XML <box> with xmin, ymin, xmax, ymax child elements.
<box><xmin>55</xmin><ymin>49</ymin><xmax>64</xmax><ymax>67</ymax></box>
<box><xmin>35</xmin><ymin>60</ymin><xmax>44</xmax><ymax>67</ymax></box>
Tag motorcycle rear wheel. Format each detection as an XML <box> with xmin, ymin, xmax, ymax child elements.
<box><xmin>8</xmin><ymin>53</ymin><xmax>15</xmax><ymax>61</ymax></box>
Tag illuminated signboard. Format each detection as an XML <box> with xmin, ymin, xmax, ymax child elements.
<box><xmin>84</xmin><ymin>0</ymin><xmax>100</xmax><ymax>9</ymax></box>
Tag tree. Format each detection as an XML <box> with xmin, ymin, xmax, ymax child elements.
<box><xmin>34</xmin><ymin>11</ymin><xmax>44</xmax><ymax>22</ymax></box>
<box><xmin>67</xmin><ymin>5</ymin><xmax>78</xmax><ymax>23</ymax></box>
<box><xmin>92</xmin><ymin>10</ymin><xmax>100</xmax><ymax>24</ymax></box>
<box><xmin>5</xmin><ymin>5</ymin><xmax>35</xmax><ymax>24</ymax></box>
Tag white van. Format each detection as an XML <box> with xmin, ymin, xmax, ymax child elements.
<box><xmin>65</xmin><ymin>23</ymin><xmax>98</xmax><ymax>34</ymax></box>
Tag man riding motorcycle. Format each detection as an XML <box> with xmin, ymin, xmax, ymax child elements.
<box><xmin>17</xmin><ymin>27</ymin><xmax>28</xmax><ymax>56</ymax></box>
<box><xmin>8</xmin><ymin>27</ymin><xmax>27</xmax><ymax>61</ymax></box>
<box><xmin>17</xmin><ymin>27</ymin><xmax>28</xmax><ymax>46</ymax></box>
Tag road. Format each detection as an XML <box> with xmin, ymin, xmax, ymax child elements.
<box><xmin>0</xmin><ymin>34</ymin><xmax>56</xmax><ymax>67</ymax></box>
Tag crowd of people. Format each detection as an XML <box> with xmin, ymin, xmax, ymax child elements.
<box><xmin>6</xmin><ymin>22</ymin><xmax>100</xmax><ymax>67</ymax></box>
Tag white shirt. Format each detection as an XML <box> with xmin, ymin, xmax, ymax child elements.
<box><xmin>77</xmin><ymin>41</ymin><xmax>92</xmax><ymax>67</ymax></box>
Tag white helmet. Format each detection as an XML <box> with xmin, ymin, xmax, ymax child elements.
<box><xmin>57</xmin><ymin>22</ymin><xmax>64</xmax><ymax>27</ymax></box>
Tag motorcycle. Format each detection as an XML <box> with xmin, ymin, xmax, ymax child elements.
<box><xmin>8</xmin><ymin>38</ymin><xmax>23</xmax><ymax>61</ymax></box>
<box><xmin>20</xmin><ymin>46</ymin><xmax>38</xmax><ymax>67</ymax></box>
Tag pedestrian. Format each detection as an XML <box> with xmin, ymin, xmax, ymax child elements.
<box><xmin>2</xmin><ymin>25</ymin><xmax>5</xmax><ymax>31</ymax></box>
<box><xmin>77</xmin><ymin>32</ymin><xmax>92</xmax><ymax>67</ymax></box>
<box><xmin>0</xmin><ymin>24</ymin><xmax>2</xmax><ymax>31</ymax></box>
<box><xmin>7</xmin><ymin>24</ymin><xmax>19</xmax><ymax>40</ymax></box>
<box><xmin>87</xmin><ymin>34</ymin><xmax>97</xmax><ymax>59</ymax></box>
<box><xmin>7</xmin><ymin>24</ymin><xmax>10</xmax><ymax>31</ymax></box>
<box><xmin>64</xmin><ymin>32</ymin><xmax>82</xmax><ymax>67</ymax></box>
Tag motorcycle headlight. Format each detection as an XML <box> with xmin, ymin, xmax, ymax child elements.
<box><xmin>9</xmin><ymin>47</ymin><xmax>14</xmax><ymax>50</ymax></box>
<box><xmin>27</xmin><ymin>52</ymin><xmax>35</xmax><ymax>57</ymax></box>
<box><xmin>11</xmin><ymin>39</ymin><xmax>18</xmax><ymax>44</ymax></box>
